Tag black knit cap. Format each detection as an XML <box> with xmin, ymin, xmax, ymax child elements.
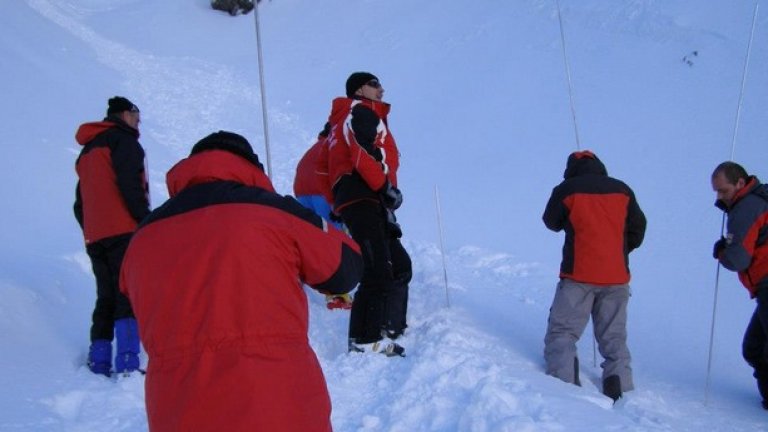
<box><xmin>345</xmin><ymin>72</ymin><xmax>379</xmax><ymax>97</ymax></box>
<box><xmin>190</xmin><ymin>131</ymin><xmax>264</xmax><ymax>171</ymax></box>
<box><xmin>106</xmin><ymin>96</ymin><xmax>139</xmax><ymax>115</ymax></box>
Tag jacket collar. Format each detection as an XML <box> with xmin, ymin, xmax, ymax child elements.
<box><xmin>331</xmin><ymin>96</ymin><xmax>391</xmax><ymax>120</ymax></box>
<box><xmin>716</xmin><ymin>176</ymin><xmax>762</xmax><ymax>211</ymax></box>
<box><xmin>75</xmin><ymin>116</ymin><xmax>139</xmax><ymax>145</ymax></box>
<box><xmin>166</xmin><ymin>150</ymin><xmax>275</xmax><ymax>197</ymax></box>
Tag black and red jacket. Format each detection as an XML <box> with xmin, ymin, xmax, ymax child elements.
<box><xmin>324</xmin><ymin>96</ymin><xmax>400</xmax><ymax>212</ymax></box>
<box><xmin>73</xmin><ymin>116</ymin><xmax>149</xmax><ymax>244</ymax></box>
<box><xmin>716</xmin><ymin>176</ymin><xmax>768</xmax><ymax>297</ymax></box>
<box><xmin>543</xmin><ymin>152</ymin><xmax>646</xmax><ymax>285</ymax></box>
<box><xmin>120</xmin><ymin>149</ymin><xmax>362</xmax><ymax>431</ymax></box>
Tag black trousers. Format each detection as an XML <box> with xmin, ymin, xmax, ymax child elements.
<box><xmin>341</xmin><ymin>201</ymin><xmax>412</xmax><ymax>344</ymax></box>
<box><xmin>86</xmin><ymin>233</ymin><xmax>135</xmax><ymax>342</ymax></box>
<box><xmin>743</xmin><ymin>284</ymin><xmax>768</xmax><ymax>402</ymax></box>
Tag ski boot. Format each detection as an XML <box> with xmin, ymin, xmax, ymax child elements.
<box><xmin>348</xmin><ymin>338</ymin><xmax>405</xmax><ymax>357</ymax></box>
<box><xmin>326</xmin><ymin>293</ymin><xmax>353</xmax><ymax>310</ymax></box>
<box><xmin>87</xmin><ymin>339</ymin><xmax>112</xmax><ymax>377</ymax></box>
<box><xmin>115</xmin><ymin>318</ymin><xmax>141</xmax><ymax>375</ymax></box>
<box><xmin>603</xmin><ymin>375</ymin><xmax>622</xmax><ymax>403</ymax></box>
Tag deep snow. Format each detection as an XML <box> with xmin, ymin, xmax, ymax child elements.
<box><xmin>1</xmin><ymin>0</ymin><xmax>768</xmax><ymax>430</ymax></box>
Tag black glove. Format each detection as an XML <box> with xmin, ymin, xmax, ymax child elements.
<box><xmin>380</xmin><ymin>180</ymin><xmax>403</xmax><ymax>210</ymax></box>
<box><xmin>713</xmin><ymin>236</ymin><xmax>727</xmax><ymax>260</ymax></box>
<box><xmin>385</xmin><ymin>209</ymin><xmax>403</xmax><ymax>238</ymax></box>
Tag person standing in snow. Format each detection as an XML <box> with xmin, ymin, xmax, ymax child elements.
<box><xmin>711</xmin><ymin>161</ymin><xmax>768</xmax><ymax>409</ymax></box>
<box><xmin>120</xmin><ymin>131</ymin><xmax>362</xmax><ymax>431</ymax></box>
<box><xmin>73</xmin><ymin>96</ymin><xmax>149</xmax><ymax>377</ymax></box>
<box><xmin>542</xmin><ymin>150</ymin><xmax>646</xmax><ymax>401</ymax></box>
<box><xmin>294</xmin><ymin>122</ymin><xmax>354</xmax><ymax>310</ymax></box>
<box><xmin>325</xmin><ymin>71</ymin><xmax>412</xmax><ymax>356</ymax></box>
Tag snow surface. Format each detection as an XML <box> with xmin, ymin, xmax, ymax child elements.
<box><xmin>2</xmin><ymin>0</ymin><xmax>768</xmax><ymax>430</ymax></box>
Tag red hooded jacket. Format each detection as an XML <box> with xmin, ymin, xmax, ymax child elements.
<box><xmin>120</xmin><ymin>150</ymin><xmax>362</xmax><ymax>431</ymax></box>
<box><xmin>543</xmin><ymin>152</ymin><xmax>646</xmax><ymax>285</ymax></box>
<box><xmin>74</xmin><ymin>118</ymin><xmax>149</xmax><ymax>244</ymax></box>
<box><xmin>717</xmin><ymin>177</ymin><xmax>768</xmax><ymax>297</ymax></box>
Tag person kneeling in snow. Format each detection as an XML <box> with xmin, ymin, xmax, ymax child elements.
<box><xmin>542</xmin><ymin>151</ymin><xmax>646</xmax><ymax>402</ymax></box>
<box><xmin>120</xmin><ymin>131</ymin><xmax>362</xmax><ymax>431</ymax></box>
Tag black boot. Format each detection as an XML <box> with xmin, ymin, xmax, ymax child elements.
<box><xmin>757</xmin><ymin>377</ymin><xmax>768</xmax><ymax>410</ymax></box>
<box><xmin>603</xmin><ymin>375</ymin><xmax>622</xmax><ymax>402</ymax></box>
<box><xmin>751</xmin><ymin>366</ymin><xmax>768</xmax><ymax>409</ymax></box>
<box><xmin>573</xmin><ymin>357</ymin><xmax>581</xmax><ymax>387</ymax></box>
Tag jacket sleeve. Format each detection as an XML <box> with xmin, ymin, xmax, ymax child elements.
<box><xmin>74</xmin><ymin>182</ymin><xmax>84</xmax><ymax>230</ymax></box>
<box><xmin>625</xmin><ymin>190</ymin><xmax>647</xmax><ymax>252</ymax></box>
<box><xmin>292</xmin><ymin>205</ymin><xmax>363</xmax><ymax>294</ymax></box>
<box><xmin>542</xmin><ymin>185</ymin><xmax>566</xmax><ymax>232</ymax></box>
<box><xmin>720</xmin><ymin>197</ymin><xmax>763</xmax><ymax>272</ymax></box>
<box><xmin>345</xmin><ymin>105</ymin><xmax>388</xmax><ymax>192</ymax></box>
<box><xmin>111</xmin><ymin>136</ymin><xmax>151</xmax><ymax>223</ymax></box>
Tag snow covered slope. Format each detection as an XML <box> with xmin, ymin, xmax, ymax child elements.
<box><xmin>1</xmin><ymin>0</ymin><xmax>767</xmax><ymax>430</ymax></box>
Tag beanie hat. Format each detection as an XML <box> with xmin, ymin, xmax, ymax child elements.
<box><xmin>106</xmin><ymin>96</ymin><xmax>139</xmax><ymax>115</ymax></box>
<box><xmin>345</xmin><ymin>72</ymin><xmax>378</xmax><ymax>97</ymax></box>
<box><xmin>190</xmin><ymin>131</ymin><xmax>264</xmax><ymax>170</ymax></box>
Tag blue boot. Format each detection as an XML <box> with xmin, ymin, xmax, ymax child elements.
<box><xmin>88</xmin><ymin>339</ymin><xmax>112</xmax><ymax>377</ymax></box>
<box><xmin>114</xmin><ymin>318</ymin><xmax>140</xmax><ymax>374</ymax></box>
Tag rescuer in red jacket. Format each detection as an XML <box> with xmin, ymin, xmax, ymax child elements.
<box><xmin>294</xmin><ymin>123</ymin><xmax>353</xmax><ymax>310</ymax></box>
<box><xmin>74</xmin><ymin>96</ymin><xmax>149</xmax><ymax>377</ymax></box>
<box><xmin>324</xmin><ymin>72</ymin><xmax>412</xmax><ymax>356</ymax></box>
<box><xmin>542</xmin><ymin>150</ymin><xmax>646</xmax><ymax>402</ymax></box>
<box><xmin>120</xmin><ymin>131</ymin><xmax>362</xmax><ymax>431</ymax></box>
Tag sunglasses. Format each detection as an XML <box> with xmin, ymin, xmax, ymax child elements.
<box><xmin>365</xmin><ymin>80</ymin><xmax>382</xmax><ymax>89</ymax></box>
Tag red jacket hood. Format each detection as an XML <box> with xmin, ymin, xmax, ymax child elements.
<box><xmin>75</xmin><ymin>117</ymin><xmax>140</xmax><ymax>145</ymax></box>
<box><xmin>75</xmin><ymin>121</ymin><xmax>116</xmax><ymax>145</ymax></box>
<box><xmin>166</xmin><ymin>150</ymin><xmax>275</xmax><ymax>197</ymax></box>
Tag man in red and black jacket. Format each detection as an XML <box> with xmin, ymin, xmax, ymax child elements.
<box><xmin>325</xmin><ymin>72</ymin><xmax>412</xmax><ymax>356</ymax></box>
<box><xmin>120</xmin><ymin>131</ymin><xmax>363</xmax><ymax>431</ymax></box>
<box><xmin>712</xmin><ymin>161</ymin><xmax>768</xmax><ymax>409</ymax></box>
<box><xmin>542</xmin><ymin>150</ymin><xmax>646</xmax><ymax>402</ymax></box>
<box><xmin>74</xmin><ymin>96</ymin><xmax>149</xmax><ymax>377</ymax></box>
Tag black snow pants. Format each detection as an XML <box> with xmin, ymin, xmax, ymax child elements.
<box><xmin>341</xmin><ymin>201</ymin><xmax>412</xmax><ymax>344</ymax></box>
<box><xmin>743</xmin><ymin>283</ymin><xmax>768</xmax><ymax>404</ymax></box>
<box><xmin>86</xmin><ymin>233</ymin><xmax>135</xmax><ymax>342</ymax></box>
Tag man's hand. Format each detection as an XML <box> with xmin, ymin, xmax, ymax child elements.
<box><xmin>380</xmin><ymin>181</ymin><xmax>403</xmax><ymax>210</ymax></box>
<box><xmin>713</xmin><ymin>236</ymin><xmax>727</xmax><ymax>260</ymax></box>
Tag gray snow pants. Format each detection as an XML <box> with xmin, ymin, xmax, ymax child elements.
<box><xmin>543</xmin><ymin>279</ymin><xmax>634</xmax><ymax>391</ymax></box>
